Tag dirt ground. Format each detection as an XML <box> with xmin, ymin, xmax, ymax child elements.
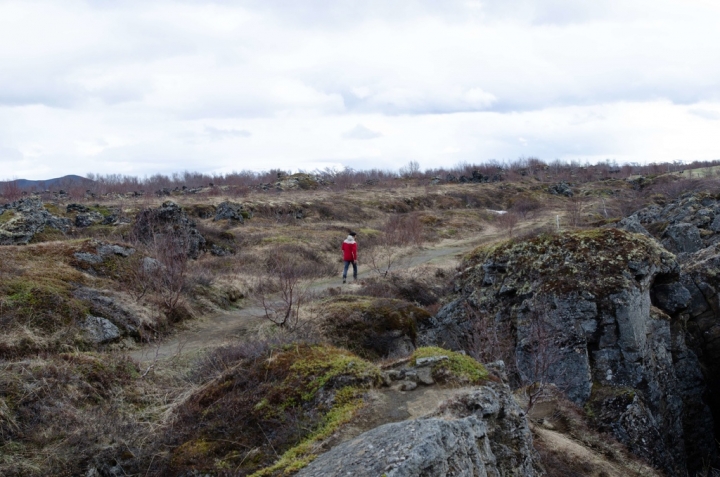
<box><xmin>129</xmin><ymin>215</ymin><xmax>558</xmax><ymax>364</ymax></box>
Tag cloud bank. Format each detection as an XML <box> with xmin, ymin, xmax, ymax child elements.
<box><xmin>1</xmin><ymin>0</ymin><xmax>719</xmax><ymax>178</ymax></box>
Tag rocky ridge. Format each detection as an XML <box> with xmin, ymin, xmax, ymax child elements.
<box><xmin>0</xmin><ymin>197</ymin><xmax>71</xmax><ymax>244</ymax></box>
<box><xmin>419</xmin><ymin>227</ymin><xmax>718</xmax><ymax>474</ymax></box>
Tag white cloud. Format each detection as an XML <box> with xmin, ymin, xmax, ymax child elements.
<box><xmin>204</xmin><ymin>126</ymin><xmax>252</xmax><ymax>140</ymax></box>
<box><xmin>342</xmin><ymin>124</ymin><xmax>382</xmax><ymax>140</ymax></box>
<box><xmin>1</xmin><ymin>0</ymin><xmax>719</xmax><ymax>178</ymax></box>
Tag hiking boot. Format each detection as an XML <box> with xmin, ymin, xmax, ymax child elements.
<box><xmin>342</xmin><ymin>279</ymin><xmax>346</xmax><ymax>284</ymax></box>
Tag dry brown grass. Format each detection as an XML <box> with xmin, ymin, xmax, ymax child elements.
<box><xmin>1</xmin><ymin>175</ymin><xmax>701</xmax><ymax>475</ymax></box>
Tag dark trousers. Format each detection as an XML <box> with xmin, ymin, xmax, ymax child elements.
<box><xmin>343</xmin><ymin>260</ymin><xmax>357</xmax><ymax>279</ymax></box>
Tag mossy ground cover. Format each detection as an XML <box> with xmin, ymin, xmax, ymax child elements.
<box><xmin>411</xmin><ymin>346</ymin><xmax>489</xmax><ymax>385</ymax></box>
<box><xmin>169</xmin><ymin>344</ymin><xmax>380</xmax><ymax>476</ymax></box>
<box><xmin>464</xmin><ymin>228</ymin><xmax>673</xmax><ymax>296</ymax></box>
<box><xmin>319</xmin><ymin>295</ymin><xmax>432</xmax><ymax>360</ymax></box>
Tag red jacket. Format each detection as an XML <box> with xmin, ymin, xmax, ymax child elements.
<box><xmin>342</xmin><ymin>240</ymin><xmax>357</xmax><ymax>261</ymax></box>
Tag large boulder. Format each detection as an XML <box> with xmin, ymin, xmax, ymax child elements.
<box><xmin>297</xmin><ymin>383</ymin><xmax>538</xmax><ymax>477</ymax></box>
<box><xmin>419</xmin><ymin>228</ymin><xmax>716</xmax><ymax>474</ymax></box>
<box><xmin>81</xmin><ymin>315</ymin><xmax>121</xmax><ymax>344</ymax></box>
<box><xmin>0</xmin><ymin>197</ymin><xmax>71</xmax><ymax>244</ymax></box>
<box><xmin>133</xmin><ymin>201</ymin><xmax>205</xmax><ymax>258</ymax></box>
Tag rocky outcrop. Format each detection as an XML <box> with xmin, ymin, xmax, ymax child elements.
<box><xmin>616</xmin><ymin>192</ymin><xmax>720</xmax><ymax>464</ymax></box>
<box><xmin>457</xmin><ymin>170</ymin><xmax>503</xmax><ymax>184</ymax></box>
<box><xmin>81</xmin><ymin>315</ymin><xmax>121</xmax><ymax>344</ymax></box>
<box><xmin>133</xmin><ymin>201</ymin><xmax>205</xmax><ymax>258</ymax></box>
<box><xmin>298</xmin><ymin>383</ymin><xmax>538</xmax><ymax>477</ymax></box>
<box><xmin>73</xmin><ymin>241</ymin><xmax>135</xmax><ymax>266</ymax></box>
<box><xmin>419</xmin><ymin>228</ymin><xmax>717</xmax><ymax>474</ymax></box>
<box><xmin>677</xmin><ymin>244</ymin><xmax>720</xmax><ymax>451</ymax></box>
<box><xmin>73</xmin><ymin>287</ymin><xmax>151</xmax><ymax>340</ymax></box>
<box><xmin>623</xmin><ymin>192</ymin><xmax>720</xmax><ymax>257</ymax></box>
<box><xmin>0</xmin><ymin>197</ymin><xmax>71</xmax><ymax>244</ymax></box>
<box><xmin>547</xmin><ymin>182</ymin><xmax>573</xmax><ymax>197</ymax></box>
<box><xmin>213</xmin><ymin>201</ymin><xmax>246</xmax><ymax>223</ymax></box>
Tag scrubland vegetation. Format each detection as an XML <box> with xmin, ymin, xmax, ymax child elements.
<box><xmin>1</xmin><ymin>158</ymin><xmax>719</xmax><ymax>476</ymax></box>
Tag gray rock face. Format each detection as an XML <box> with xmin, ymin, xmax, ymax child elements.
<box><xmin>297</xmin><ymin>384</ymin><xmax>538</xmax><ymax>477</ymax></box>
<box><xmin>677</xmin><ymin>245</ymin><xmax>720</xmax><ymax>463</ymax></box>
<box><xmin>0</xmin><ymin>197</ymin><xmax>71</xmax><ymax>244</ymax></box>
<box><xmin>213</xmin><ymin>201</ymin><xmax>245</xmax><ymax>223</ymax></box>
<box><xmin>73</xmin><ymin>287</ymin><xmax>143</xmax><ymax>338</ymax></box>
<box><xmin>419</xmin><ymin>229</ymin><xmax>716</xmax><ymax>474</ymax></box>
<box><xmin>75</xmin><ymin>211</ymin><xmax>104</xmax><ymax>227</ymax></box>
<box><xmin>133</xmin><ymin>201</ymin><xmax>206</xmax><ymax>258</ymax></box>
<box><xmin>651</xmin><ymin>281</ymin><xmax>691</xmax><ymax>314</ymax></box>
<box><xmin>615</xmin><ymin>215</ymin><xmax>651</xmax><ymax>236</ymax></box>
<box><xmin>81</xmin><ymin>315</ymin><xmax>121</xmax><ymax>343</ymax></box>
<box><xmin>73</xmin><ymin>241</ymin><xmax>135</xmax><ymax>268</ymax></box>
<box><xmin>548</xmin><ymin>182</ymin><xmax>573</xmax><ymax>197</ymax></box>
<box><xmin>625</xmin><ymin>192</ymin><xmax>720</xmax><ymax>252</ymax></box>
<box><xmin>662</xmin><ymin>223</ymin><xmax>703</xmax><ymax>254</ymax></box>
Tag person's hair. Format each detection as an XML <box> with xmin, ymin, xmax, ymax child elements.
<box><xmin>349</xmin><ymin>231</ymin><xmax>357</xmax><ymax>236</ymax></box>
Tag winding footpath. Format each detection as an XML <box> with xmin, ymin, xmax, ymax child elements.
<box><xmin>129</xmin><ymin>231</ymin><xmax>500</xmax><ymax>364</ymax></box>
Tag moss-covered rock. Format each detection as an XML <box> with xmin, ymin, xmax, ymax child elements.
<box><xmin>319</xmin><ymin>296</ymin><xmax>432</xmax><ymax>360</ymax></box>
<box><xmin>168</xmin><ymin>344</ymin><xmax>381</xmax><ymax>476</ymax></box>
<box><xmin>420</xmin><ymin>228</ymin><xmax>713</xmax><ymax>474</ymax></box>
<box><xmin>411</xmin><ymin>346</ymin><xmax>488</xmax><ymax>385</ymax></box>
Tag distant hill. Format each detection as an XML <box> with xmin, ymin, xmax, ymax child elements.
<box><xmin>0</xmin><ymin>175</ymin><xmax>95</xmax><ymax>191</ymax></box>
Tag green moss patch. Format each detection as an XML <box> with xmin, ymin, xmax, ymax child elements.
<box><xmin>411</xmin><ymin>347</ymin><xmax>488</xmax><ymax>385</ymax></box>
<box><xmin>0</xmin><ymin>210</ymin><xmax>16</xmax><ymax>224</ymax></box>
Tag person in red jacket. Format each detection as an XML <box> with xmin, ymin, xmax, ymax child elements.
<box><xmin>341</xmin><ymin>231</ymin><xmax>358</xmax><ymax>284</ymax></box>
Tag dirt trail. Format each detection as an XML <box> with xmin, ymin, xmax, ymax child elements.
<box><xmin>129</xmin><ymin>225</ymin><xmax>510</xmax><ymax>364</ymax></box>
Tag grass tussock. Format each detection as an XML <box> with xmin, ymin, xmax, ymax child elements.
<box><xmin>0</xmin><ymin>353</ymin><xmax>153</xmax><ymax>477</ymax></box>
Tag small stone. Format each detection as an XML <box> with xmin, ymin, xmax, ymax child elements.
<box><xmin>415</xmin><ymin>355</ymin><xmax>448</xmax><ymax>367</ymax></box>
<box><xmin>416</xmin><ymin>367</ymin><xmax>435</xmax><ymax>385</ymax></box>
<box><xmin>399</xmin><ymin>381</ymin><xmax>417</xmax><ymax>391</ymax></box>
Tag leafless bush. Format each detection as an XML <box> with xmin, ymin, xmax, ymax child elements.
<box><xmin>649</xmin><ymin>176</ymin><xmax>719</xmax><ymax>201</ymax></box>
<box><xmin>0</xmin><ymin>180</ymin><xmax>22</xmax><ymax>202</ymax></box>
<box><xmin>466</xmin><ymin>302</ymin><xmax>514</xmax><ymax>367</ymax></box>
<box><xmin>384</xmin><ymin>213</ymin><xmax>424</xmax><ymax>246</ymax></box>
<box><xmin>496</xmin><ymin>212</ymin><xmax>520</xmax><ymax>237</ymax></box>
<box><xmin>516</xmin><ymin>308</ymin><xmax>567</xmax><ymax>412</ymax></box>
<box><xmin>365</xmin><ymin>243</ymin><xmax>401</xmax><ymax>278</ymax></box>
<box><xmin>565</xmin><ymin>196</ymin><xmax>585</xmax><ymax>228</ymax></box>
<box><xmin>253</xmin><ymin>250</ymin><xmax>316</xmax><ymax>329</ymax></box>
<box><xmin>354</xmin><ymin>267</ymin><xmax>452</xmax><ymax>306</ymax></box>
<box><xmin>510</xmin><ymin>197</ymin><xmax>543</xmax><ymax>219</ymax></box>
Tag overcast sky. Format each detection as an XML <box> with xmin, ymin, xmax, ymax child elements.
<box><xmin>1</xmin><ymin>0</ymin><xmax>719</xmax><ymax>180</ymax></box>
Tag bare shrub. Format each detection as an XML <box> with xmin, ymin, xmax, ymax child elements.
<box><xmin>649</xmin><ymin>176</ymin><xmax>719</xmax><ymax>201</ymax></box>
<box><xmin>354</xmin><ymin>267</ymin><xmax>452</xmax><ymax>306</ymax></box>
<box><xmin>565</xmin><ymin>196</ymin><xmax>585</xmax><ymax>228</ymax></box>
<box><xmin>466</xmin><ymin>303</ymin><xmax>514</xmax><ymax>367</ymax></box>
<box><xmin>252</xmin><ymin>246</ymin><xmax>327</xmax><ymax>330</ymax></box>
<box><xmin>496</xmin><ymin>212</ymin><xmax>519</xmax><ymax>237</ymax></box>
<box><xmin>516</xmin><ymin>309</ymin><xmax>567</xmax><ymax>413</ymax></box>
<box><xmin>384</xmin><ymin>213</ymin><xmax>424</xmax><ymax>246</ymax></box>
<box><xmin>510</xmin><ymin>197</ymin><xmax>543</xmax><ymax>219</ymax></box>
<box><xmin>365</xmin><ymin>243</ymin><xmax>402</xmax><ymax>278</ymax></box>
<box><xmin>0</xmin><ymin>180</ymin><xmax>22</xmax><ymax>202</ymax></box>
